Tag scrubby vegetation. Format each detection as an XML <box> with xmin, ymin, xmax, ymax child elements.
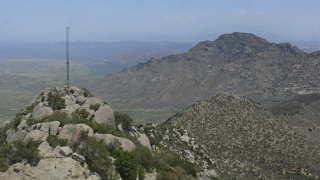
<box><xmin>47</xmin><ymin>89</ymin><xmax>66</xmax><ymax>110</ymax></box>
<box><xmin>0</xmin><ymin>139</ymin><xmax>41</xmax><ymax>172</ymax></box>
<box><xmin>114</xmin><ymin>112</ymin><xmax>133</xmax><ymax>131</ymax></box>
<box><xmin>82</xmin><ymin>88</ymin><xmax>93</xmax><ymax>97</ymax></box>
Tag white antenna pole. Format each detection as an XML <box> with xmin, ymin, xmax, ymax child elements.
<box><xmin>66</xmin><ymin>25</ymin><xmax>70</xmax><ymax>93</ymax></box>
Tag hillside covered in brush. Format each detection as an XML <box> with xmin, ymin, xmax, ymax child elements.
<box><xmin>151</xmin><ymin>94</ymin><xmax>320</xmax><ymax>179</ymax></box>
<box><xmin>78</xmin><ymin>32</ymin><xmax>320</xmax><ymax>123</ymax></box>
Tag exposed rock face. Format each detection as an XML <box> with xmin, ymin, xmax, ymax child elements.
<box><xmin>94</xmin><ymin>133</ymin><xmax>136</xmax><ymax>152</ymax></box>
<box><xmin>137</xmin><ymin>133</ymin><xmax>152</xmax><ymax>150</ymax></box>
<box><xmin>77</xmin><ymin>32</ymin><xmax>320</xmax><ymax>123</ymax></box>
<box><xmin>32</xmin><ymin>103</ymin><xmax>53</xmax><ymax>120</ymax></box>
<box><xmin>0</xmin><ymin>158</ymin><xmax>93</xmax><ymax>180</ymax></box>
<box><xmin>159</xmin><ymin>93</ymin><xmax>320</xmax><ymax>179</ymax></box>
<box><xmin>93</xmin><ymin>104</ymin><xmax>115</xmax><ymax>127</ymax></box>
<box><xmin>30</xmin><ymin>86</ymin><xmax>116</xmax><ymax>127</ymax></box>
<box><xmin>58</xmin><ymin>124</ymin><xmax>93</xmax><ymax>142</ymax></box>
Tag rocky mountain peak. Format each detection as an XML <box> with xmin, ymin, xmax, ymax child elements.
<box><xmin>0</xmin><ymin>86</ymin><xmax>205</xmax><ymax>180</ymax></box>
<box><xmin>77</xmin><ymin>32</ymin><xmax>319</xmax><ymax>123</ymax></box>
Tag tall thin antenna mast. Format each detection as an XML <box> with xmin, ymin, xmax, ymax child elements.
<box><xmin>66</xmin><ymin>25</ymin><xmax>70</xmax><ymax>92</ymax></box>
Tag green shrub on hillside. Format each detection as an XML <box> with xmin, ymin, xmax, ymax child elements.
<box><xmin>90</xmin><ymin>104</ymin><xmax>100</xmax><ymax>111</ymax></box>
<box><xmin>0</xmin><ymin>139</ymin><xmax>41</xmax><ymax>172</ymax></box>
<box><xmin>26</xmin><ymin>111</ymin><xmax>69</xmax><ymax>127</ymax></box>
<box><xmin>47</xmin><ymin>90</ymin><xmax>66</xmax><ymax>110</ymax></box>
<box><xmin>46</xmin><ymin>135</ymin><xmax>67</xmax><ymax>147</ymax></box>
<box><xmin>93</xmin><ymin>123</ymin><xmax>121</xmax><ymax>136</ymax></box>
<box><xmin>77</xmin><ymin>137</ymin><xmax>114</xmax><ymax>179</ymax></box>
<box><xmin>82</xmin><ymin>88</ymin><xmax>93</xmax><ymax>97</ymax></box>
<box><xmin>113</xmin><ymin>149</ymin><xmax>141</xmax><ymax>180</ymax></box>
<box><xmin>114</xmin><ymin>112</ymin><xmax>133</xmax><ymax>131</ymax></box>
<box><xmin>71</xmin><ymin>110</ymin><xmax>120</xmax><ymax>136</ymax></box>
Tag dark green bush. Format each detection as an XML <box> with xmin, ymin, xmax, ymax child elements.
<box><xmin>26</xmin><ymin>103</ymin><xmax>35</xmax><ymax>114</ymax></box>
<box><xmin>47</xmin><ymin>90</ymin><xmax>66</xmax><ymax>110</ymax></box>
<box><xmin>82</xmin><ymin>88</ymin><xmax>93</xmax><ymax>97</ymax></box>
<box><xmin>113</xmin><ymin>149</ymin><xmax>140</xmax><ymax>180</ymax></box>
<box><xmin>0</xmin><ymin>139</ymin><xmax>41</xmax><ymax>168</ymax></box>
<box><xmin>46</xmin><ymin>135</ymin><xmax>67</xmax><ymax>147</ymax></box>
<box><xmin>0</xmin><ymin>124</ymin><xmax>10</xmax><ymax>144</ymax></box>
<box><xmin>26</xmin><ymin>117</ymin><xmax>46</xmax><ymax>127</ymax></box>
<box><xmin>0</xmin><ymin>158</ymin><xmax>9</xmax><ymax>172</ymax></box>
<box><xmin>90</xmin><ymin>104</ymin><xmax>100</xmax><ymax>111</ymax></box>
<box><xmin>167</xmin><ymin>155</ymin><xmax>197</xmax><ymax>177</ymax></box>
<box><xmin>114</xmin><ymin>112</ymin><xmax>133</xmax><ymax>131</ymax></box>
<box><xmin>45</xmin><ymin>111</ymin><xmax>69</xmax><ymax>126</ymax></box>
<box><xmin>135</xmin><ymin>143</ymin><xmax>156</xmax><ymax>173</ymax></box>
<box><xmin>11</xmin><ymin>116</ymin><xmax>22</xmax><ymax>130</ymax></box>
<box><xmin>77</xmin><ymin>137</ymin><xmax>113</xmax><ymax>179</ymax></box>
<box><xmin>93</xmin><ymin>123</ymin><xmax>121</xmax><ymax>137</ymax></box>
<box><xmin>27</xmin><ymin>111</ymin><xmax>69</xmax><ymax>127</ymax></box>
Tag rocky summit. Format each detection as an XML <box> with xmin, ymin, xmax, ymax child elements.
<box><xmin>150</xmin><ymin>93</ymin><xmax>320</xmax><ymax>179</ymax></box>
<box><xmin>0</xmin><ymin>86</ymin><xmax>204</xmax><ymax>180</ymax></box>
<box><xmin>78</xmin><ymin>32</ymin><xmax>320</xmax><ymax>123</ymax></box>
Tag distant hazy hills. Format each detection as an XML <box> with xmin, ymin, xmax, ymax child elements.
<box><xmin>0</xmin><ymin>41</ymin><xmax>195</xmax><ymax>64</ymax></box>
<box><xmin>78</xmin><ymin>32</ymin><xmax>320</xmax><ymax>123</ymax></box>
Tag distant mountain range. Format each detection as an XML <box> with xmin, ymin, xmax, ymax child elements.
<box><xmin>78</xmin><ymin>32</ymin><xmax>320</xmax><ymax>123</ymax></box>
<box><xmin>0</xmin><ymin>40</ymin><xmax>196</xmax><ymax>64</ymax></box>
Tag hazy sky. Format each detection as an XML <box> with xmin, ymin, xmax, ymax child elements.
<box><xmin>1</xmin><ymin>0</ymin><xmax>319</xmax><ymax>42</ymax></box>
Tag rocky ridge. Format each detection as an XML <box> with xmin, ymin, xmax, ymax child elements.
<box><xmin>78</xmin><ymin>32</ymin><xmax>320</xmax><ymax>123</ymax></box>
<box><xmin>0</xmin><ymin>87</ymin><xmax>205</xmax><ymax>180</ymax></box>
<box><xmin>148</xmin><ymin>93</ymin><xmax>320</xmax><ymax>179</ymax></box>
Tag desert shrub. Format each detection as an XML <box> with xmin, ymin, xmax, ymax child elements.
<box><xmin>0</xmin><ymin>139</ymin><xmax>41</xmax><ymax>167</ymax></box>
<box><xmin>12</xmin><ymin>116</ymin><xmax>22</xmax><ymax>130</ymax></box>
<box><xmin>113</xmin><ymin>149</ymin><xmax>140</xmax><ymax>180</ymax></box>
<box><xmin>45</xmin><ymin>111</ymin><xmax>69</xmax><ymax>126</ymax></box>
<box><xmin>46</xmin><ymin>135</ymin><xmax>67</xmax><ymax>147</ymax></box>
<box><xmin>134</xmin><ymin>142</ymin><xmax>156</xmax><ymax>173</ymax></box>
<box><xmin>90</xmin><ymin>104</ymin><xmax>100</xmax><ymax>111</ymax></box>
<box><xmin>114</xmin><ymin>112</ymin><xmax>133</xmax><ymax>131</ymax></box>
<box><xmin>77</xmin><ymin>137</ymin><xmax>113</xmax><ymax>179</ymax></box>
<box><xmin>157</xmin><ymin>169</ymin><xmax>179</xmax><ymax>180</ymax></box>
<box><xmin>138</xmin><ymin>165</ymin><xmax>146</xmax><ymax>180</ymax></box>
<box><xmin>105</xmin><ymin>139</ymin><xmax>122</xmax><ymax>153</ymax></box>
<box><xmin>26</xmin><ymin>117</ymin><xmax>46</xmax><ymax>127</ymax></box>
<box><xmin>71</xmin><ymin>110</ymin><xmax>121</xmax><ymax>136</ymax></box>
<box><xmin>82</xmin><ymin>88</ymin><xmax>93</xmax><ymax>97</ymax></box>
<box><xmin>0</xmin><ymin>124</ymin><xmax>10</xmax><ymax>144</ymax></box>
<box><xmin>167</xmin><ymin>155</ymin><xmax>197</xmax><ymax>177</ymax></box>
<box><xmin>0</xmin><ymin>158</ymin><xmax>9</xmax><ymax>172</ymax></box>
<box><xmin>27</xmin><ymin>111</ymin><xmax>69</xmax><ymax>127</ymax></box>
<box><xmin>93</xmin><ymin>123</ymin><xmax>121</xmax><ymax>137</ymax></box>
<box><xmin>47</xmin><ymin>90</ymin><xmax>66</xmax><ymax>110</ymax></box>
<box><xmin>148</xmin><ymin>136</ymin><xmax>164</xmax><ymax>148</ymax></box>
<box><xmin>25</xmin><ymin>103</ymin><xmax>35</xmax><ymax>114</ymax></box>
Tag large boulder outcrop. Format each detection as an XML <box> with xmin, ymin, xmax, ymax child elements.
<box><xmin>58</xmin><ymin>124</ymin><xmax>93</xmax><ymax>142</ymax></box>
<box><xmin>0</xmin><ymin>158</ymin><xmax>96</xmax><ymax>180</ymax></box>
<box><xmin>93</xmin><ymin>105</ymin><xmax>115</xmax><ymax>127</ymax></box>
<box><xmin>32</xmin><ymin>103</ymin><xmax>53</xmax><ymax>120</ymax></box>
<box><xmin>94</xmin><ymin>133</ymin><xmax>136</xmax><ymax>152</ymax></box>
